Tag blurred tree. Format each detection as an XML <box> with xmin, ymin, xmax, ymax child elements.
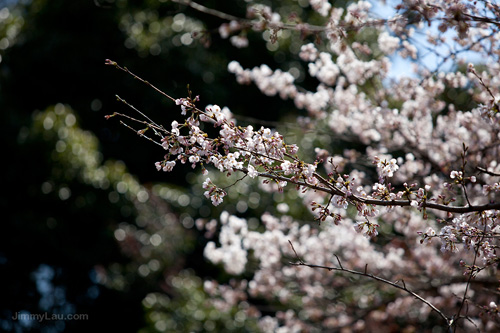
<box><xmin>1</xmin><ymin>0</ymin><xmax>294</xmax><ymax>331</ymax></box>
<box><xmin>1</xmin><ymin>104</ymin><xmax>148</xmax><ymax>331</ymax></box>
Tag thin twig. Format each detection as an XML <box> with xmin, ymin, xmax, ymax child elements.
<box><xmin>288</xmin><ymin>240</ymin><xmax>304</xmax><ymax>264</ymax></box>
<box><xmin>222</xmin><ymin>173</ymin><xmax>248</xmax><ymax>191</ymax></box>
<box><xmin>461</xmin><ymin>145</ymin><xmax>472</xmax><ymax>207</ymax></box>
<box><xmin>453</xmin><ymin>224</ymin><xmax>488</xmax><ymax>332</ymax></box>
<box><xmin>115</xmin><ymin>95</ymin><xmax>167</xmax><ymax>137</ymax></box>
<box><xmin>119</xmin><ymin>121</ymin><xmax>163</xmax><ymax>147</ymax></box>
<box><xmin>105</xmin><ymin>59</ymin><xmax>177</xmax><ymax>103</ymax></box>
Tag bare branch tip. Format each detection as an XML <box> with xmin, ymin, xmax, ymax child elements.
<box><xmin>104</xmin><ymin>59</ymin><xmax>117</xmax><ymax>66</ymax></box>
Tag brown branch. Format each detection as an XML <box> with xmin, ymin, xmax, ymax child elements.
<box><xmin>462</xmin><ymin>12</ymin><xmax>500</xmax><ymax>26</ymax></box>
<box><xmin>287</xmin><ymin>241</ymin><xmax>453</xmax><ymax>328</ymax></box>
<box><xmin>172</xmin><ymin>0</ymin><xmax>244</xmax><ymax>22</ymax></box>
<box><xmin>477</xmin><ymin>166</ymin><xmax>500</xmax><ymax>177</ymax></box>
<box><xmin>172</xmin><ymin>0</ymin><xmax>391</xmax><ymax>34</ymax></box>
<box><xmin>173</xmin><ymin>0</ymin><xmax>500</xmax><ymax>39</ymax></box>
<box><xmin>258</xmin><ymin>169</ymin><xmax>500</xmax><ymax>213</ymax></box>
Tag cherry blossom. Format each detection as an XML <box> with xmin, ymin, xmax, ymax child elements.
<box><xmin>106</xmin><ymin>0</ymin><xmax>500</xmax><ymax>330</ymax></box>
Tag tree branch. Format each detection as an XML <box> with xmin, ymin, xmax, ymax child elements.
<box><xmin>106</xmin><ymin>59</ymin><xmax>500</xmax><ymax>216</ymax></box>
<box><xmin>287</xmin><ymin>240</ymin><xmax>453</xmax><ymax>328</ymax></box>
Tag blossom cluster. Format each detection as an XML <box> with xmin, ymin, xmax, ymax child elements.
<box><xmin>153</xmin><ymin>101</ymin><xmax>314</xmax><ymax>204</ymax></box>
<box><xmin>196</xmin><ymin>209</ymin><xmax>489</xmax><ymax>331</ymax></box>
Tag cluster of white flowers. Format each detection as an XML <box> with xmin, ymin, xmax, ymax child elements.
<box><xmin>228</xmin><ymin>61</ymin><xmax>297</xmax><ymax>99</ymax></box>
<box><xmin>308</xmin><ymin>52</ymin><xmax>340</xmax><ymax>86</ymax></box>
<box><xmin>229</xmin><ymin>35</ymin><xmax>249</xmax><ymax>48</ymax></box>
<box><xmin>299</xmin><ymin>43</ymin><xmax>318</xmax><ymax>62</ymax></box>
<box><xmin>203</xmin><ymin>212</ymin><xmax>248</xmax><ymax>275</ymax></box>
<box><xmin>375</xmin><ymin>157</ymin><xmax>399</xmax><ymax>178</ymax></box>
<box><xmin>308</xmin><ymin>0</ymin><xmax>332</xmax><ymax>17</ymax></box>
<box><xmin>202</xmin><ymin>177</ymin><xmax>226</xmax><ymax>206</ymax></box>
<box><xmin>377</xmin><ymin>31</ymin><xmax>400</xmax><ymax>55</ymax></box>
<box><xmin>218</xmin><ymin>20</ymin><xmax>241</xmax><ymax>39</ymax></box>
<box><xmin>344</xmin><ymin>1</ymin><xmax>372</xmax><ymax>25</ymax></box>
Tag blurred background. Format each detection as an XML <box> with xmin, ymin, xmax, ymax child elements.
<box><xmin>1</xmin><ymin>0</ymin><xmax>324</xmax><ymax>331</ymax></box>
